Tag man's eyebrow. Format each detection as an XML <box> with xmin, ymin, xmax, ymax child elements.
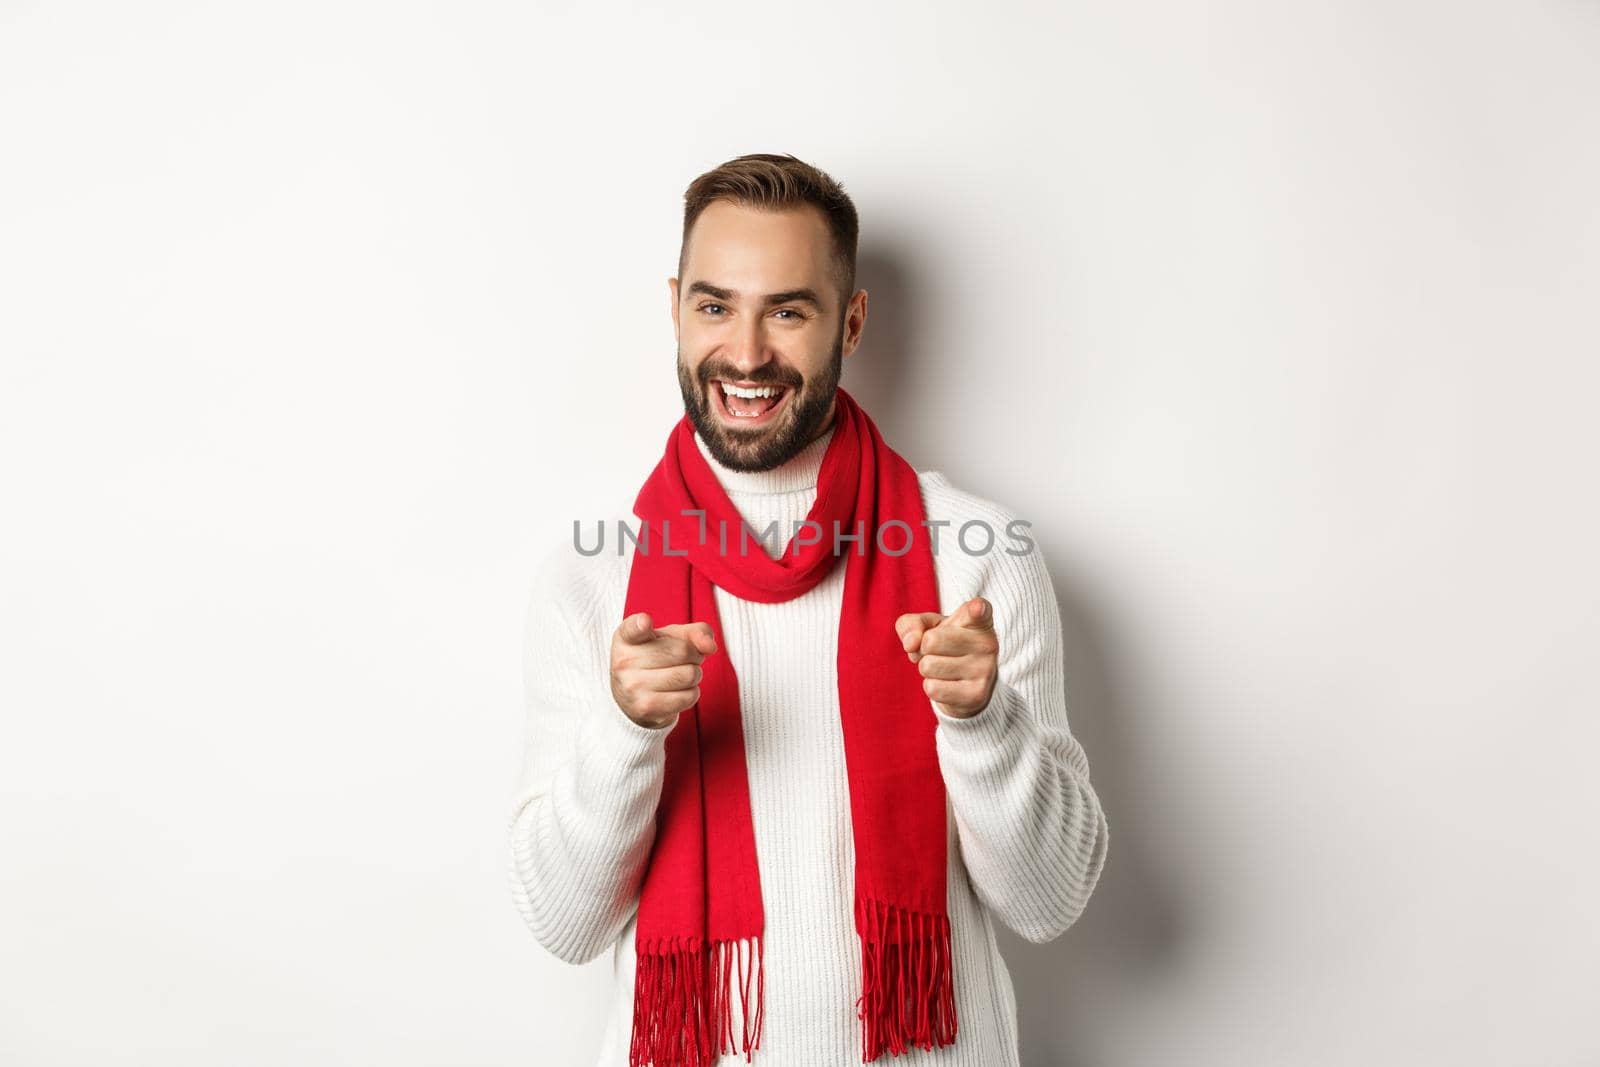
<box><xmin>686</xmin><ymin>281</ymin><xmax>824</xmax><ymax>308</ymax></box>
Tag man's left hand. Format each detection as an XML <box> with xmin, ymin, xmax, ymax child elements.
<box><xmin>895</xmin><ymin>597</ymin><xmax>999</xmax><ymax>720</ymax></box>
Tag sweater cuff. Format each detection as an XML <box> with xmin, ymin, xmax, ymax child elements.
<box><xmin>932</xmin><ymin>679</ymin><xmax>1029</xmax><ymax>778</ymax></box>
<box><xmin>580</xmin><ymin>697</ymin><xmax>679</xmax><ymax>770</ymax></box>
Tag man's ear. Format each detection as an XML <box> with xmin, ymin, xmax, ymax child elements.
<box><xmin>842</xmin><ymin>287</ymin><xmax>868</xmax><ymax>359</ymax></box>
<box><xmin>668</xmin><ymin>277</ymin><xmax>680</xmax><ymax>338</ymax></box>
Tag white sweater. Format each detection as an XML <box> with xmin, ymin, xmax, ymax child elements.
<box><xmin>506</xmin><ymin>424</ymin><xmax>1109</xmax><ymax>1066</ymax></box>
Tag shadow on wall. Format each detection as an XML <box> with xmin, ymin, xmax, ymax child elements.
<box><xmin>1004</xmin><ymin>579</ymin><xmax>1183</xmax><ymax>1067</ymax></box>
<box><xmin>850</xmin><ymin>243</ymin><xmax>1189</xmax><ymax>1067</ymax></box>
<box><xmin>838</xmin><ymin>245</ymin><xmax>919</xmax><ymax>431</ymax></box>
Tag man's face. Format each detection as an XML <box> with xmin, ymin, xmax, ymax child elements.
<box><xmin>671</xmin><ymin>200</ymin><xmax>865</xmax><ymax>472</ymax></box>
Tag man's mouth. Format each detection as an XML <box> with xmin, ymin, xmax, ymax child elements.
<box><xmin>711</xmin><ymin>379</ymin><xmax>792</xmax><ymax>426</ymax></box>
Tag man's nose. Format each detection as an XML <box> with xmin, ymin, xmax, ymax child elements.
<box><xmin>725</xmin><ymin>317</ymin><xmax>773</xmax><ymax>376</ymax></box>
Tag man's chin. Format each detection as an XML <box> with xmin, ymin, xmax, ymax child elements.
<box><xmin>697</xmin><ymin>413</ymin><xmax>804</xmax><ymax>471</ymax></box>
<box><xmin>710</xmin><ymin>422</ymin><xmax>786</xmax><ymax>457</ymax></box>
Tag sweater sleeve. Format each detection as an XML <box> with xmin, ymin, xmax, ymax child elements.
<box><xmin>931</xmin><ymin>528</ymin><xmax>1110</xmax><ymax>944</ymax></box>
<box><xmin>505</xmin><ymin>542</ymin><xmax>677</xmax><ymax>965</ymax></box>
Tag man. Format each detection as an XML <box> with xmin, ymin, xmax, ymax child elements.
<box><xmin>507</xmin><ymin>152</ymin><xmax>1109</xmax><ymax>1066</ymax></box>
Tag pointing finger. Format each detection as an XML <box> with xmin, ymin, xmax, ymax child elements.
<box><xmin>688</xmin><ymin>621</ymin><xmax>718</xmax><ymax>657</ymax></box>
<box><xmin>619</xmin><ymin>612</ymin><xmax>657</xmax><ymax>645</ymax></box>
<box><xmin>954</xmin><ymin>597</ymin><xmax>994</xmax><ymax>631</ymax></box>
<box><xmin>654</xmin><ymin>621</ymin><xmax>718</xmax><ymax>660</ymax></box>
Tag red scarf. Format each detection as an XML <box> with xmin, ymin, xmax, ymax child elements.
<box><xmin>624</xmin><ymin>387</ymin><xmax>958</xmax><ymax>1066</ymax></box>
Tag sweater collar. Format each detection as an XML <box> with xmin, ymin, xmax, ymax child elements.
<box><xmin>692</xmin><ymin>422</ymin><xmax>835</xmax><ymax>496</ymax></box>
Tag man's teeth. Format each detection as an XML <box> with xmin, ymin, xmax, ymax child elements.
<box><xmin>719</xmin><ymin>382</ymin><xmax>784</xmax><ymax>399</ymax></box>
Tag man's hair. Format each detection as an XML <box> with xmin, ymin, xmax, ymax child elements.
<box><xmin>679</xmin><ymin>152</ymin><xmax>859</xmax><ymax>308</ymax></box>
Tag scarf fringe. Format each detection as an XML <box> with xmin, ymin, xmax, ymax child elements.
<box><xmin>854</xmin><ymin>895</ymin><xmax>958</xmax><ymax>1061</ymax></box>
<box><xmin>630</xmin><ymin>934</ymin><xmax>765</xmax><ymax>1067</ymax></box>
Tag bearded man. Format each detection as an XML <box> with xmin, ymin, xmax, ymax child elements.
<box><xmin>507</xmin><ymin>152</ymin><xmax>1109</xmax><ymax>1067</ymax></box>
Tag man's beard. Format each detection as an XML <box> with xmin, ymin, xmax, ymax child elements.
<box><xmin>676</xmin><ymin>321</ymin><xmax>844</xmax><ymax>473</ymax></box>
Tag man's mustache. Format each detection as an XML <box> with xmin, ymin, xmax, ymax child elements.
<box><xmin>699</xmin><ymin>368</ymin><xmax>803</xmax><ymax>390</ymax></box>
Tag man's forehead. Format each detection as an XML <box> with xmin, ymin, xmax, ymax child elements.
<box><xmin>686</xmin><ymin>203</ymin><xmax>831</xmax><ymax>259</ymax></box>
<box><xmin>680</xmin><ymin>202</ymin><xmax>840</xmax><ymax>301</ymax></box>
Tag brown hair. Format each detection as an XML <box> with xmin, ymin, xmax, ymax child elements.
<box><xmin>679</xmin><ymin>152</ymin><xmax>860</xmax><ymax>307</ymax></box>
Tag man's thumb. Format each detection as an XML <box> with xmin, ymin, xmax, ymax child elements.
<box><xmin>897</xmin><ymin>611</ymin><xmax>944</xmax><ymax>654</ymax></box>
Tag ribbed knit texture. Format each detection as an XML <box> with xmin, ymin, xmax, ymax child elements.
<box><xmin>507</xmin><ymin>424</ymin><xmax>1110</xmax><ymax>1065</ymax></box>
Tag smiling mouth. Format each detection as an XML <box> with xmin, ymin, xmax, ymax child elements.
<box><xmin>711</xmin><ymin>379</ymin><xmax>792</xmax><ymax>426</ymax></box>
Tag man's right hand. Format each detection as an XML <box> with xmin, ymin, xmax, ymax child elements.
<box><xmin>609</xmin><ymin>612</ymin><xmax>718</xmax><ymax>730</ymax></box>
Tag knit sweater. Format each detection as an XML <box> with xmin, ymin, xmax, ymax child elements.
<box><xmin>506</xmin><ymin>423</ymin><xmax>1109</xmax><ymax>1066</ymax></box>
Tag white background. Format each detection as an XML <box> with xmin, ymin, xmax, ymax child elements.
<box><xmin>3</xmin><ymin>2</ymin><xmax>1597</xmax><ymax>1064</ymax></box>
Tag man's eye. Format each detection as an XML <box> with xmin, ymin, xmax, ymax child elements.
<box><xmin>698</xmin><ymin>303</ymin><xmax>804</xmax><ymax>320</ymax></box>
